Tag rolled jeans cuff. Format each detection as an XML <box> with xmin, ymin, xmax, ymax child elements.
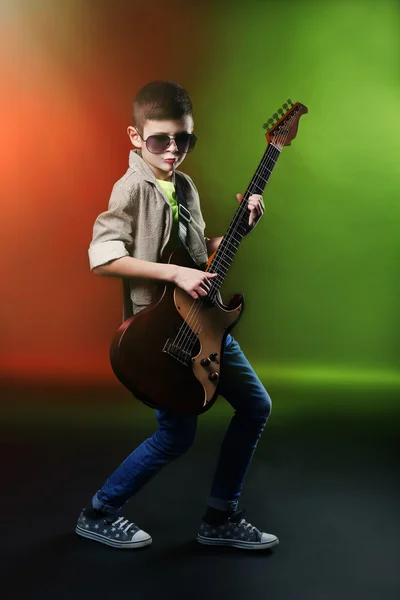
<box><xmin>207</xmin><ymin>496</ymin><xmax>239</xmax><ymax>513</ymax></box>
<box><xmin>92</xmin><ymin>491</ymin><xmax>123</xmax><ymax>516</ymax></box>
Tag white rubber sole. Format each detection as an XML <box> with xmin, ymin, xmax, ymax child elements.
<box><xmin>75</xmin><ymin>525</ymin><xmax>152</xmax><ymax>549</ymax></box>
<box><xmin>197</xmin><ymin>534</ymin><xmax>279</xmax><ymax>550</ymax></box>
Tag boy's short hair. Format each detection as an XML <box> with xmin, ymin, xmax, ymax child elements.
<box><xmin>133</xmin><ymin>81</ymin><xmax>193</xmax><ymax>134</ymax></box>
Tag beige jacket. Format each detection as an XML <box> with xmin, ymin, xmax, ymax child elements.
<box><xmin>88</xmin><ymin>150</ymin><xmax>209</xmax><ymax>320</ymax></box>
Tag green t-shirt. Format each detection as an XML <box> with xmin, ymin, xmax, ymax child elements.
<box><xmin>157</xmin><ymin>178</ymin><xmax>181</xmax><ymax>249</ymax></box>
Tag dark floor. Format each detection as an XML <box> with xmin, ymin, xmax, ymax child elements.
<box><xmin>1</xmin><ymin>384</ymin><xmax>399</xmax><ymax>600</ymax></box>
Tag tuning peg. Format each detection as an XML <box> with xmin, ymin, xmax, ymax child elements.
<box><xmin>273</xmin><ymin>113</ymin><xmax>279</xmax><ymax>120</ymax></box>
<box><xmin>278</xmin><ymin>108</ymin><xmax>284</xmax><ymax>115</ymax></box>
<box><xmin>287</xmin><ymin>98</ymin><xmax>293</xmax><ymax>106</ymax></box>
<box><xmin>282</xmin><ymin>103</ymin><xmax>288</xmax><ymax>110</ymax></box>
<box><xmin>262</xmin><ymin>117</ymin><xmax>276</xmax><ymax>130</ymax></box>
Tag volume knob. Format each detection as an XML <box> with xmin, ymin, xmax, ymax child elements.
<box><xmin>208</xmin><ymin>372</ymin><xmax>219</xmax><ymax>382</ymax></box>
<box><xmin>200</xmin><ymin>357</ymin><xmax>211</xmax><ymax>367</ymax></box>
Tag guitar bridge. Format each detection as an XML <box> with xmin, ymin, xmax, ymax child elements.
<box><xmin>162</xmin><ymin>339</ymin><xmax>192</xmax><ymax>366</ymax></box>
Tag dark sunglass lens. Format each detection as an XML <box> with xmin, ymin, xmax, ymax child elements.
<box><xmin>175</xmin><ymin>133</ymin><xmax>197</xmax><ymax>153</ymax></box>
<box><xmin>146</xmin><ymin>135</ymin><xmax>170</xmax><ymax>153</ymax></box>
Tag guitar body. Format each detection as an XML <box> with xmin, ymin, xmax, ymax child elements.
<box><xmin>110</xmin><ymin>247</ymin><xmax>244</xmax><ymax>415</ymax></box>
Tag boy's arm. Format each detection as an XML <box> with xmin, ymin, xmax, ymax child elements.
<box><xmin>90</xmin><ymin>185</ymin><xmax>217</xmax><ymax>299</ymax></box>
<box><xmin>89</xmin><ymin>182</ymin><xmax>134</xmax><ymax>271</ymax></box>
<box><xmin>93</xmin><ymin>256</ymin><xmax>178</xmax><ymax>282</ymax></box>
<box><xmin>100</xmin><ymin>236</ymin><xmax>226</xmax><ymax>278</ymax></box>
<box><xmin>95</xmin><ymin>255</ymin><xmax>217</xmax><ymax>300</ymax></box>
<box><xmin>89</xmin><ymin>183</ymin><xmax>178</xmax><ymax>282</ymax></box>
<box><xmin>206</xmin><ymin>236</ymin><xmax>223</xmax><ymax>257</ymax></box>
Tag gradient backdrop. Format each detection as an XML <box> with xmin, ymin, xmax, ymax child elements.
<box><xmin>1</xmin><ymin>0</ymin><xmax>399</xmax><ymax>416</ymax></box>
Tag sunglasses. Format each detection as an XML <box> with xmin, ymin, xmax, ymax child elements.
<box><xmin>138</xmin><ymin>131</ymin><xmax>197</xmax><ymax>154</ymax></box>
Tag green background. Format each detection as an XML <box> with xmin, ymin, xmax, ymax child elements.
<box><xmin>186</xmin><ymin>0</ymin><xmax>400</xmax><ymax>391</ymax></box>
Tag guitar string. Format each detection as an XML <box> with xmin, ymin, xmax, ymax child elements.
<box><xmin>172</xmin><ymin>145</ymin><xmax>278</xmax><ymax>360</ymax></box>
<box><xmin>172</xmin><ymin>112</ymin><xmax>295</xmax><ymax>360</ymax></box>
<box><xmin>180</xmin><ymin>141</ymin><xmax>282</xmax><ymax>349</ymax></box>
<box><xmin>176</xmin><ymin>118</ymin><xmax>292</xmax><ymax>356</ymax></box>
<box><xmin>171</xmin><ymin>158</ymin><xmax>270</xmax><ymax>356</ymax></box>
<box><xmin>174</xmin><ymin>139</ymin><xmax>281</xmax><ymax>360</ymax></box>
<box><xmin>178</xmin><ymin>116</ymin><xmax>293</xmax><ymax>347</ymax></box>
<box><xmin>173</xmin><ymin>119</ymin><xmax>292</xmax><ymax>359</ymax></box>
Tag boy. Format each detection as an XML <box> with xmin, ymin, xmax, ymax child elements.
<box><xmin>76</xmin><ymin>81</ymin><xmax>278</xmax><ymax>551</ymax></box>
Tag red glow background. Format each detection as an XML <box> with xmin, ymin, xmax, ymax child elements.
<box><xmin>1</xmin><ymin>1</ymin><xmax>211</xmax><ymax>383</ymax></box>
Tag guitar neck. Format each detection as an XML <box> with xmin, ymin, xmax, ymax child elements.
<box><xmin>208</xmin><ymin>142</ymin><xmax>282</xmax><ymax>295</ymax></box>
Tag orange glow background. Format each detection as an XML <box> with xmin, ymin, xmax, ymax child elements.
<box><xmin>1</xmin><ymin>0</ymin><xmax>209</xmax><ymax>384</ymax></box>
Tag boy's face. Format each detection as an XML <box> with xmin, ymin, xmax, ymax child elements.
<box><xmin>127</xmin><ymin>116</ymin><xmax>194</xmax><ymax>181</ymax></box>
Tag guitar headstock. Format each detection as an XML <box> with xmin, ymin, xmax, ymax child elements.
<box><xmin>263</xmin><ymin>99</ymin><xmax>308</xmax><ymax>149</ymax></box>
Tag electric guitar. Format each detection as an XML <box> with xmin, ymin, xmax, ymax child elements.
<box><xmin>110</xmin><ymin>100</ymin><xmax>308</xmax><ymax>415</ymax></box>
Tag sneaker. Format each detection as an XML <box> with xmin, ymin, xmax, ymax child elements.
<box><xmin>197</xmin><ymin>509</ymin><xmax>278</xmax><ymax>550</ymax></box>
<box><xmin>75</xmin><ymin>508</ymin><xmax>152</xmax><ymax>549</ymax></box>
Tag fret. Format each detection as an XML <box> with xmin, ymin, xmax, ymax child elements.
<box><xmin>214</xmin><ymin>260</ymin><xmax>229</xmax><ymax>275</ymax></box>
<box><xmin>269</xmin><ymin>143</ymin><xmax>281</xmax><ymax>155</ymax></box>
<box><xmin>249</xmin><ymin>183</ymin><xmax>264</xmax><ymax>194</ymax></box>
<box><xmin>232</xmin><ymin>231</ymin><xmax>246</xmax><ymax>242</ymax></box>
<box><xmin>221</xmin><ymin>233</ymin><xmax>242</xmax><ymax>248</ymax></box>
<box><xmin>213</xmin><ymin>255</ymin><xmax>231</xmax><ymax>270</ymax></box>
<box><xmin>212</xmin><ymin>252</ymin><xmax>229</xmax><ymax>268</ymax></box>
<box><xmin>249</xmin><ymin>149</ymin><xmax>280</xmax><ymax>193</ymax></box>
<box><xmin>210</xmin><ymin>272</ymin><xmax>223</xmax><ymax>284</ymax></box>
<box><xmin>212</xmin><ymin>276</ymin><xmax>224</xmax><ymax>290</ymax></box>
<box><xmin>221</xmin><ymin>240</ymin><xmax>240</xmax><ymax>254</ymax></box>
<box><xmin>226</xmin><ymin>216</ymin><xmax>246</xmax><ymax>232</ymax></box>
<box><xmin>213</xmin><ymin>275</ymin><xmax>224</xmax><ymax>286</ymax></box>
<box><xmin>261</xmin><ymin>165</ymin><xmax>273</xmax><ymax>175</ymax></box>
<box><xmin>215</xmin><ymin>251</ymin><xmax>235</xmax><ymax>266</ymax></box>
<box><xmin>237</xmin><ymin>221</ymin><xmax>248</xmax><ymax>232</ymax></box>
<box><xmin>228</xmin><ymin>234</ymin><xmax>242</xmax><ymax>254</ymax></box>
<box><xmin>212</xmin><ymin>273</ymin><xmax>227</xmax><ymax>288</ymax></box>
<box><xmin>253</xmin><ymin>171</ymin><xmax>271</xmax><ymax>185</ymax></box>
<box><xmin>214</xmin><ymin>249</ymin><xmax>235</xmax><ymax>265</ymax></box>
<box><xmin>260</xmin><ymin>174</ymin><xmax>270</xmax><ymax>183</ymax></box>
<box><xmin>221</xmin><ymin>245</ymin><xmax>235</xmax><ymax>259</ymax></box>
<box><xmin>230</xmin><ymin>233</ymin><xmax>243</xmax><ymax>245</ymax></box>
<box><xmin>224</xmin><ymin>224</ymin><xmax>243</xmax><ymax>238</ymax></box>
<box><xmin>205</xmin><ymin>140</ymin><xmax>282</xmax><ymax>291</ymax></box>
<box><xmin>218</xmin><ymin>247</ymin><xmax>238</xmax><ymax>264</ymax></box>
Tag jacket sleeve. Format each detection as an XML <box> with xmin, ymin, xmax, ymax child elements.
<box><xmin>88</xmin><ymin>182</ymin><xmax>135</xmax><ymax>271</ymax></box>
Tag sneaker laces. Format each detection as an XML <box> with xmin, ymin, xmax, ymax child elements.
<box><xmin>229</xmin><ymin>509</ymin><xmax>257</xmax><ymax>534</ymax></box>
<box><xmin>105</xmin><ymin>516</ymin><xmax>136</xmax><ymax>534</ymax></box>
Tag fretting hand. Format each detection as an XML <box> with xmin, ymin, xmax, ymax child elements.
<box><xmin>237</xmin><ymin>193</ymin><xmax>265</xmax><ymax>233</ymax></box>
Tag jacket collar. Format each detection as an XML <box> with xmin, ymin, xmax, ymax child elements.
<box><xmin>129</xmin><ymin>149</ymin><xmax>177</xmax><ymax>186</ymax></box>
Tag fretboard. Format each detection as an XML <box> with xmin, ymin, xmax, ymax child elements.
<box><xmin>208</xmin><ymin>142</ymin><xmax>281</xmax><ymax>301</ymax></box>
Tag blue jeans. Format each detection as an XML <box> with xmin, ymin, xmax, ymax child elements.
<box><xmin>93</xmin><ymin>334</ymin><xmax>272</xmax><ymax>515</ymax></box>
